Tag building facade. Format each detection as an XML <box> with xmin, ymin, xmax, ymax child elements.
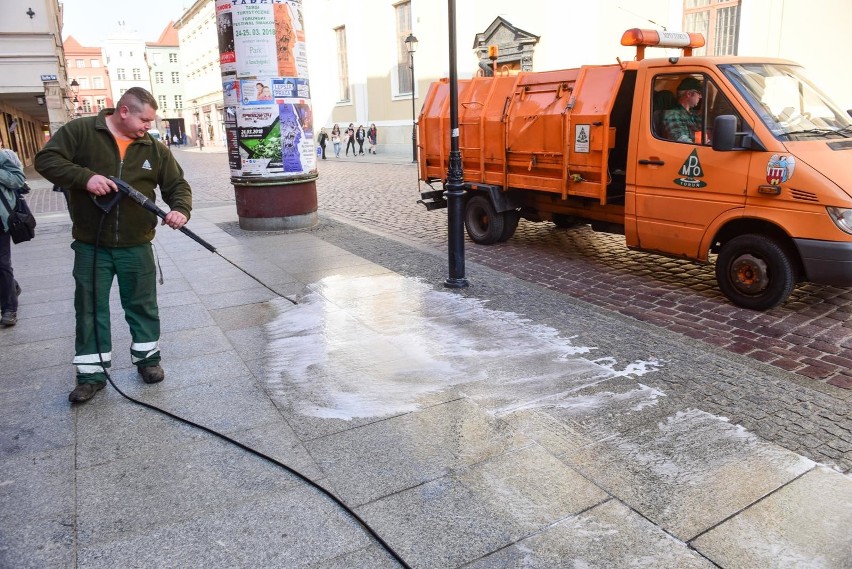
<box><xmin>72</xmin><ymin>0</ymin><xmax>849</xmax><ymax>158</ymax></box>
<box><xmin>102</xmin><ymin>25</ymin><xmax>150</xmax><ymax>105</ymax></box>
<box><xmin>303</xmin><ymin>0</ymin><xmax>852</xmax><ymax>154</ymax></box>
<box><xmin>175</xmin><ymin>0</ymin><xmax>226</xmax><ymax>148</ymax></box>
<box><xmin>735</xmin><ymin>0</ymin><xmax>852</xmax><ymax>109</ymax></box>
<box><xmin>301</xmin><ymin>0</ymin><xmax>682</xmax><ymax>154</ymax></box>
<box><xmin>64</xmin><ymin>36</ymin><xmax>113</xmax><ymax>119</ymax></box>
<box><xmin>0</xmin><ymin>0</ymin><xmax>73</xmax><ymax>165</ymax></box>
<box><xmin>146</xmin><ymin>23</ymin><xmax>186</xmax><ymax>141</ymax></box>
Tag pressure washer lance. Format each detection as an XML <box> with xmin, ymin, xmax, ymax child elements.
<box><xmin>108</xmin><ymin>176</ymin><xmax>216</xmax><ymax>253</ymax></box>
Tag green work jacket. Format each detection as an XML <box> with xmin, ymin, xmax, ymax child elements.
<box><xmin>35</xmin><ymin>109</ymin><xmax>192</xmax><ymax>247</ymax></box>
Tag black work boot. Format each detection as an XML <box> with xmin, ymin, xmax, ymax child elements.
<box><xmin>0</xmin><ymin>311</ymin><xmax>17</xmax><ymax>327</ymax></box>
<box><xmin>69</xmin><ymin>382</ymin><xmax>105</xmax><ymax>403</ymax></box>
<box><xmin>138</xmin><ymin>364</ymin><xmax>165</xmax><ymax>384</ymax></box>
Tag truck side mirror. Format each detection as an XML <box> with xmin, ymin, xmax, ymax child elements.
<box><xmin>712</xmin><ymin>115</ymin><xmax>737</xmax><ymax>151</ymax></box>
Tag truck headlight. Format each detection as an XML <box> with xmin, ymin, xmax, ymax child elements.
<box><xmin>827</xmin><ymin>207</ymin><xmax>852</xmax><ymax>235</ymax></box>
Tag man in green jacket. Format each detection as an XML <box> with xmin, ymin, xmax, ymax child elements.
<box><xmin>35</xmin><ymin>87</ymin><xmax>193</xmax><ymax>403</ymax></box>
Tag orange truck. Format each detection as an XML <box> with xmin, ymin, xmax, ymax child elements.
<box><xmin>417</xmin><ymin>29</ymin><xmax>852</xmax><ymax>310</ymax></box>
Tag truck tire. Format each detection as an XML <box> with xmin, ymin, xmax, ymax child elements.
<box><xmin>715</xmin><ymin>234</ymin><xmax>796</xmax><ymax>310</ymax></box>
<box><xmin>465</xmin><ymin>195</ymin><xmax>505</xmax><ymax>245</ymax></box>
<box><xmin>498</xmin><ymin>210</ymin><xmax>520</xmax><ymax>242</ymax></box>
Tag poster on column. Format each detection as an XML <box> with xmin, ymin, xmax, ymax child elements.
<box><xmin>223</xmin><ymin>78</ymin><xmax>241</xmax><ymax>171</ymax></box>
<box><xmin>273</xmin><ymin>1</ymin><xmax>309</xmax><ymax>78</ymax></box>
<box><xmin>240</xmin><ymin>79</ymin><xmax>274</xmax><ymax>105</ymax></box>
<box><xmin>272</xmin><ymin>78</ymin><xmax>315</xmax><ymax>172</ymax></box>
<box><xmin>232</xmin><ymin>2</ymin><xmax>277</xmax><ymax>78</ymax></box>
<box><xmin>236</xmin><ymin>105</ymin><xmax>282</xmax><ymax>176</ymax></box>
<box><xmin>215</xmin><ymin>1</ymin><xmax>236</xmax><ymax>74</ymax></box>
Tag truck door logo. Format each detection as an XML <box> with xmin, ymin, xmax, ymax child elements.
<box><xmin>766</xmin><ymin>154</ymin><xmax>796</xmax><ymax>185</ymax></box>
<box><xmin>674</xmin><ymin>149</ymin><xmax>707</xmax><ymax>188</ymax></box>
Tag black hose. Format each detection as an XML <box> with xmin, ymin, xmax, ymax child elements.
<box><xmin>88</xmin><ymin>210</ymin><xmax>411</xmax><ymax>569</ymax></box>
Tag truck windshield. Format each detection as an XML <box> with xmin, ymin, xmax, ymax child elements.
<box><xmin>721</xmin><ymin>63</ymin><xmax>852</xmax><ymax>141</ymax></box>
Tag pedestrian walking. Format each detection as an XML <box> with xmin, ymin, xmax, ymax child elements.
<box><xmin>317</xmin><ymin>127</ymin><xmax>328</xmax><ymax>160</ymax></box>
<box><xmin>344</xmin><ymin>123</ymin><xmax>356</xmax><ymax>156</ymax></box>
<box><xmin>34</xmin><ymin>87</ymin><xmax>193</xmax><ymax>404</ymax></box>
<box><xmin>356</xmin><ymin>125</ymin><xmax>366</xmax><ymax>156</ymax></box>
<box><xmin>0</xmin><ymin>145</ymin><xmax>26</xmax><ymax>327</ymax></box>
<box><xmin>331</xmin><ymin>124</ymin><xmax>341</xmax><ymax>158</ymax></box>
<box><xmin>367</xmin><ymin>123</ymin><xmax>378</xmax><ymax>154</ymax></box>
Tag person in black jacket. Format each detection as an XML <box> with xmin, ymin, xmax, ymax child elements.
<box><xmin>344</xmin><ymin>123</ymin><xmax>356</xmax><ymax>156</ymax></box>
<box><xmin>317</xmin><ymin>127</ymin><xmax>328</xmax><ymax>160</ymax></box>
<box><xmin>355</xmin><ymin>125</ymin><xmax>366</xmax><ymax>156</ymax></box>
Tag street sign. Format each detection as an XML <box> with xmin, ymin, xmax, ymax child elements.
<box><xmin>40</xmin><ymin>74</ymin><xmax>58</xmax><ymax>81</ymax></box>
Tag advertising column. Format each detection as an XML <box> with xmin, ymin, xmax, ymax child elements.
<box><xmin>217</xmin><ymin>0</ymin><xmax>317</xmax><ymax>230</ymax></box>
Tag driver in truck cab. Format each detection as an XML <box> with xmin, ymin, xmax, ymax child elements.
<box><xmin>661</xmin><ymin>76</ymin><xmax>703</xmax><ymax>143</ymax></box>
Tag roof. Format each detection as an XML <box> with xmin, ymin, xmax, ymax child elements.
<box><xmin>473</xmin><ymin>16</ymin><xmax>540</xmax><ymax>49</ymax></box>
<box><xmin>63</xmin><ymin>35</ymin><xmax>103</xmax><ymax>55</ymax></box>
<box><xmin>147</xmin><ymin>21</ymin><xmax>179</xmax><ymax>47</ymax></box>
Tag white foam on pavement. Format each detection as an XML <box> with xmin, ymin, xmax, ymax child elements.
<box><xmin>264</xmin><ymin>275</ymin><xmax>665</xmax><ymax>420</ymax></box>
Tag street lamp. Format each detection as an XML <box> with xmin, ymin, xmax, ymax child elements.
<box><xmin>405</xmin><ymin>33</ymin><xmax>418</xmax><ymax>163</ymax></box>
<box><xmin>69</xmin><ymin>79</ymin><xmax>80</xmax><ymax>117</ymax></box>
<box><xmin>444</xmin><ymin>0</ymin><xmax>468</xmax><ymax>288</ymax></box>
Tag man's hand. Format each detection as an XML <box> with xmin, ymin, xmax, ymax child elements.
<box><xmin>162</xmin><ymin>210</ymin><xmax>188</xmax><ymax>230</ymax></box>
<box><xmin>86</xmin><ymin>175</ymin><xmax>117</xmax><ymax>196</ymax></box>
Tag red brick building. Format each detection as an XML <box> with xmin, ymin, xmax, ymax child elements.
<box><xmin>63</xmin><ymin>36</ymin><xmax>113</xmax><ymax>118</ymax></box>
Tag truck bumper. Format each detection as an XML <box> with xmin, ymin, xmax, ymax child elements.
<box><xmin>793</xmin><ymin>238</ymin><xmax>852</xmax><ymax>287</ymax></box>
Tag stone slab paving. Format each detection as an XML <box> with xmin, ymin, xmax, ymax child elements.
<box><xmin>467</xmin><ymin>500</ymin><xmax>714</xmax><ymax>569</ymax></box>
<box><xmin>693</xmin><ymin>466</ymin><xmax>852</xmax><ymax>568</ymax></box>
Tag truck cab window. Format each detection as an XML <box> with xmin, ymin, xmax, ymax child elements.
<box><xmin>722</xmin><ymin>63</ymin><xmax>852</xmax><ymax>141</ymax></box>
<box><xmin>653</xmin><ymin>74</ymin><xmax>705</xmax><ymax>144</ymax></box>
<box><xmin>705</xmin><ymin>81</ymin><xmax>744</xmax><ymax>142</ymax></box>
<box><xmin>652</xmin><ymin>74</ymin><xmax>743</xmax><ymax>146</ymax></box>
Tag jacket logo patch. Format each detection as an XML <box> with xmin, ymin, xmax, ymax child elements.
<box><xmin>142</xmin><ymin>160</ymin><xmax>152</xmax><ymax>170</ymax></box>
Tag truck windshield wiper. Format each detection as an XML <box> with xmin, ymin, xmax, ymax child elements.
<box><xmin>783</xmin><ymin>127</ymin><xmax>852</xmax><ymax>139</ymax></box>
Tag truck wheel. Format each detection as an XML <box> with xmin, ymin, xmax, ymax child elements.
<box><xmin>715</xmin><ymin>234</ymin><xmax>796</xmax><ymax>310</ymax></box>
<box><xmin>465</xmin><ymin>195</ymin><xmax>505</xmax><ymax>245</ymax></box>
<box><xmin>498</xmin><ymin>210</ymin><xmax>520</xmax><ymax>242</ymax></box>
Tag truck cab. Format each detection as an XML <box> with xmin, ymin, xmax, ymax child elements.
<box><xmin>623</xmin><ymin>30</ymin><xmax>852</xmax><ymax>309</ymax></box>
<box><xmin>417</xmin><ymin>29</ymin><xmax>852</xmax><ymax>310</ymax></box>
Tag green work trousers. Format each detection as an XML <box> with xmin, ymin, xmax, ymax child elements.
<box><xmin>72</xmin><ymin>241</ymin><xmax>160</xmax><ymax>384</ymax></box>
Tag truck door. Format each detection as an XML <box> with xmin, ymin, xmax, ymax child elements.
<box><xmin>631</xmin><ymin>70</ymin><xmax>751</xmax><ymax>258</ymax></box>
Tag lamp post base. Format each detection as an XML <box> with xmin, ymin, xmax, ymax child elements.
<box><xmin>444</xmin><ymin>277</ymin><xmax>469</xmax><ymax>289</ymax></box>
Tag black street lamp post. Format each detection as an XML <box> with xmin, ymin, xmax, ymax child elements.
<box><xmin>444</xmin><ymin>0</ymin><xmax>468</xmax><ymax>288</ymax></box>
<box><xmin>70</xmin><ymin>79</ymin><xmax>80</xmax><ymax>118</ymax></box>
<box><xmin>405</xmin><ymin>33</ymin><xmax>419</xmax><ymax>163</ymax></box>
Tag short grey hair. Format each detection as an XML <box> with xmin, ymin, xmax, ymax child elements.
<box><xmin>118</xmin><ymin>87</ymin><xmax>158</xmax><ymax>112</ymax></box>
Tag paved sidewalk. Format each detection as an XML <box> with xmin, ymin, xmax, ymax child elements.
<box><xmin>1</xmin><ymin>182</ymin><xmax>850</xmax><ymax>567</ymax></box>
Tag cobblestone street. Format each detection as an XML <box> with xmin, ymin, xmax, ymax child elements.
<box><xmin>25</xmin><ymin>148</ymin><xmax>851</xmax><ymax>472</ymax></box>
